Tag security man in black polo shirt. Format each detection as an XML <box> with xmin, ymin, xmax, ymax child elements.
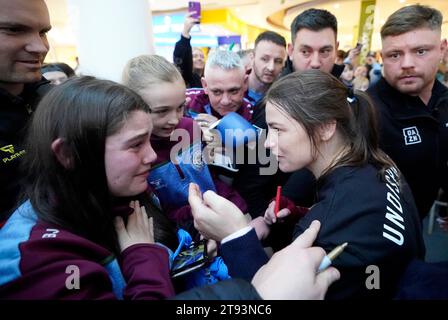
<box><xmin>0</xmin><ymin>0</ymin><xmax>53</xmax><ymax>225</ymax></box>
<box><xmin>368</xmin><ymin>5</ymin><xmax>448</xmax><ymax>219</ymax></box>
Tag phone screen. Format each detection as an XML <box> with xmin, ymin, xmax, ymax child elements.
<box><xmin>188</xmin><ymin>1</ymin><xmax>201</xmax><ymax>21</ymax></box>
<box><xmin>171</xmin><ymin>240</ymin><xmax>208</xmax><ymax>278</ymax></box>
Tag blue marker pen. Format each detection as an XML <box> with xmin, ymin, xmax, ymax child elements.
<box><xmin>318</xmin><ymin>242</ymin><xmax>348</xmax><ymax>272</ymax></box>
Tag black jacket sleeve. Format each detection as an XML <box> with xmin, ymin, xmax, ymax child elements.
<box><xmin>172</xmin><ymin>279</ymin><xmax>262</xmax><ymax>300</ymax></box>
<box><xmin>293</xmin><ymin>167</ymin><xmax>424</xmax><ymax>299</ymax></box>
<box><xmin>173</xmin><ymin>35</ymin><xmax>194</xmax><ymax>87</ymax></box>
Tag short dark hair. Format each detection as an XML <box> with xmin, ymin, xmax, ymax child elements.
<box><xmin>290</xmin><ymin>8</ymin><xmax>338</xmax><ymax>43</ymax></box>
<box><xmin>337</xmin><ymin>50</ymin><xmax>347</xmax><ymax>60</ymax></box>
<box><xmin>237</xmin><ymin>49</ymin><xmax>254</xmax><ymax>59</ymax></box>
<box><xmin>381</xmin><ymin>5</ymin><xmax>443</xmax><ymax>39</ymax></box>
<box><xmin>254</xmin><ymin>31</ymin><xmax>286</xmax><ymax>48</ymax></box>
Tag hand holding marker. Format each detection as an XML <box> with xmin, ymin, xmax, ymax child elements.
<box><xmin>272</xmin><ymin>185</ymin><xmax>347</xmax><ymax>272</ymax></box>
<box><xmin>318</xmin><ymin>242</ymin><xmax>348</xmax><ymax>272</ymax></box>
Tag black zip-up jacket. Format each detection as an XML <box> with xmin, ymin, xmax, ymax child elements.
<box><xmin>0</xmin><ymin>79</ymin><xmax>52</xmax><ymax>223</ymax></box>
<box><xmin>368</xmin><ymin>77</ymin><xmax>448</xmax><ymax>218</ymax></box>
<box><xmin>222</xmin><ymin>165</ymin><xmax>425</xmax><ymax>299</ymax></box>
<box><xmin>294</xmin><ymin>165</ymin><xmax>425</xmax><ymax>299</ymax></box>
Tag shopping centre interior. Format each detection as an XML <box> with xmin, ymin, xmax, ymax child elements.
<box><xmin>44</xmin><ymin>0</ymin><xmax>448</xmax><ymax>70</ymax></box>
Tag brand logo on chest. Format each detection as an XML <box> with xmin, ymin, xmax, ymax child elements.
<box><xmin>402</xmin><ymin>126</ymin><xmax>422</xmax><ymax>145</ymax></box>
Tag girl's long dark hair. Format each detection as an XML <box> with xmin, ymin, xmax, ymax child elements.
<box><xmin>265</xmin><ymin>70</ymin><xmax>396</xmax><ymax>179</ymax></box>
<box><xmin>22</xmin><ymin>76</ymin><xmax>177</xmax><ymax>254</ymax></box>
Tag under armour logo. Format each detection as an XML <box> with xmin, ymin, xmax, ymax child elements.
<box><xmin>0</xmin><ymin>145</ymin><xmax>15</xmax><ymax>154</ymax></box>
<box><xmin>403</xmin><ymin>126</ymin><xmax>422</xmax><ymax>145</ymax></box>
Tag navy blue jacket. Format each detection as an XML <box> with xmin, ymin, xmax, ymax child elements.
<box><xmin>395</xmin><ymin>259</ymin><xmax>448</xmax><ymax>299</ymax></box>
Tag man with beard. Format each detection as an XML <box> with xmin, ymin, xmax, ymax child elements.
<box><xmin>367</xmin><ymin>4</ymin><xmax>448</xmax><ymax>220</ymax></box>
<box><xmin>246</xmin><ymin>31</ymin><xmax>287</xmax><ymax>105</ymax></box>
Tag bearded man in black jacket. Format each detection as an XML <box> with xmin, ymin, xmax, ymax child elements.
<box><xmin>367</xmin><ymin>5</ymin><xmax>448</xmax><ymax>220</ymax></box>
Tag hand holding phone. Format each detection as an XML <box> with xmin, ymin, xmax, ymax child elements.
<box><xmin>188</xmin><ymin>1</ymin><xmax>201</xmax><ymax>22</ymax></box>
<box><xmin>355</xmin><ymin>42</ymin><xmax>363</xmax><ymax>51</ymax></box>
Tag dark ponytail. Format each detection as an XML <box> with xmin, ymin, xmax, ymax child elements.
<box><xmin>338</xmin><ymin>89</ymin><xmax>396</xmax><ymax>178</ymax></box>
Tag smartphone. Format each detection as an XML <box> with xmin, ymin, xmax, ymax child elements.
<box><xmin>355</xmin><ymin>42</ymin><xmax>363</xmax><ymax>51</ymax></box>
<box><xmin>188</xmin><ymin>1</ymin><xmax>201</xmax><ymax>21</ymax></box>
<box><xmin>171</xmin><ymin>240</ymin><xmax>208</xmax><ymax>278</ymax></box>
